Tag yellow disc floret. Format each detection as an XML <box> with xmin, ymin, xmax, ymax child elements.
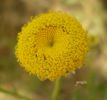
<box><xmin>15</xmin><ymin>12</ymin><xmax>89</xmax><ymax>81</ymax></box>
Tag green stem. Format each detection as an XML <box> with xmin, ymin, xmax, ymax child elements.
<box><xmin>0</xmin><ymin>87</ymin><xmax>30</xmax><ymax>100</ymax></box>
<box><xmin>52</xmin><ymin>78</ymin><xmax>61</xmax><ymax>100</ymax></box>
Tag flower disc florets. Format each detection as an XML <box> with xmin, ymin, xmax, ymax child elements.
<box><xmin>15</xmin><ymin>12</ymin><xmax>89</xmax><ymax>80</ymax></box>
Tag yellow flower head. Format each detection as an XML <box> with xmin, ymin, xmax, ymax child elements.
<box><xmin>15</xmin><ymin>12</ymin><xmax>89</xmax><ymax>81</ymax></box>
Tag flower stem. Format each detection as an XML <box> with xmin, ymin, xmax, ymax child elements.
<box><xmin>52</xmin><ymin>78</ymin><xmax>61</xmax><ymax>100</ymax></box>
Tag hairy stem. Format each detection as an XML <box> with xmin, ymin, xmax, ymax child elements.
<box><xmin>52</xmin><ymin>78</ymin><xmax>61</xmax><ymax>100</ymax></box>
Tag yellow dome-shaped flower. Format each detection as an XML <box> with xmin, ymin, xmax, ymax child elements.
<box><xmin>15</xmin><ymin>12</ymin><xmax>89</xmax><ymax>81</ymax></box>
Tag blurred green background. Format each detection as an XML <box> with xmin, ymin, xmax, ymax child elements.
<box><xmin>0</xmin><ymin>0</ymin><xmax>107</xmax><ymax>100</ymax></box>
